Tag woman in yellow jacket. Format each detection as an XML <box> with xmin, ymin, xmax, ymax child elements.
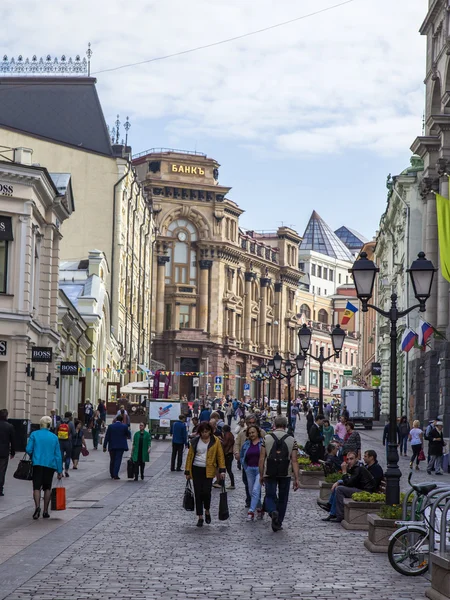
<box><xmin>185</xmin><ymin>421</ymin><xmax>226</xmax><ymax>527</ymax></box>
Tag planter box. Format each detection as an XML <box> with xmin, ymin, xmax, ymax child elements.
<box><xmin>342</xmin><ymin>500</ymin><xmax>384</xmax><ymax>531</ymax></box>
<box><xmin>364</xmin><ymin>513</ymin><xmax>397</xmax><ymax>553</ymax></box>
<box><xmin>426</xmin><ymin>552</ymin><xmax>450</xmax><ymax>600</ymax></box>
<box><xmin>319</xmin><ymin>481</ymin><xmax>333</xmax><ymax>502</ymax></box>
<box><xmin>299</xmin><ymin>469</ymin><xmax>325</xmax><ymax>489</ymax></box>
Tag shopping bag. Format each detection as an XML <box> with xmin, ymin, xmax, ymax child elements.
<box><xmin>218</xmin><ymin>481</ymin><xmax>229</xmax><ymax>521</ymax></box>
<box><xmin>418</xmin><ymin>448</ymin><xmax>426</xmax><ymax>462</ymax></box>
<box><xmin>81</xmin><ymin>447</ymin><xmax>89</xmax><ymax>457</ymax></box>
<box><xmin>443</xmin><ymin>453</ymin><xmax>449</xmax><ymax>473</ymax></box>
<box><xmin>13</xmin><ymin>454</ymin><xmax>33</xmax><ymax>481</ymax></box>
<box><xmin>183</xmin><ymin>480</ymin><xmax>195</xmax><ymax>511</ymax></box>
<box><xmin>127</xmin><ymin>459</ymin><xmax>135</xmax><ymax>479</ymax></box>
<box><xmin>51</xmin><ymin>483</ymin><xmax>66</xmax><ymax>511</ymax></box>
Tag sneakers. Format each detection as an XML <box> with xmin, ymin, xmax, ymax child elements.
<box><xmin>227</xmin><ymin>485</ymin><xmax>236</xmax><ymax>490</ymax></box>
<box><xmin>322</xmin><ymin>514</ymin><xmax>337</xmax><ymax>522</ymax></box>
<box><xmin>64</xmin><ymin>471</ymin><xmax>69</xmax><ymax>478</ymax></box>
<box><xmin>247</xmin><ymin>511</ymin><xmax>255</xmax><ymax>521</ymax></box>
<box><xmin>212</xmin><ymin>482</ymin><xmax>222</xmax><ymax>489</ymax></box>
<box><xmin>271</xmin><ymin>510</ymin><xmax>282</xmax><ymax>532</ymax></box>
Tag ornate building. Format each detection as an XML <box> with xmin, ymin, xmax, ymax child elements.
<box><xmin>133</xmin><ymin>150</ymin><xmax>302</xmax><ymax>400</ymax></box>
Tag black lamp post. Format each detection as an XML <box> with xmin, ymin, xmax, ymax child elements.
<box><xmin>298</xmin><ymin>324</ymin><xmax>346</xmax><ymax>416</ymax></box>
<box><xmin>251</xmin><ymin>363</ymin><xmax>271</xmax><ymax>408</ymax></box>
<box><xmin>268</xmin><ymin>352</ymin><xmax>305</xmax><ymax>432</ymax></box>
<box><xmin>350</xmin><ymin>251</ymin><xmax>436</xmax><ymax>506</ymax></box>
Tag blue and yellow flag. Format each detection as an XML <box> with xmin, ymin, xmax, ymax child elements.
<box><xmin>341</xmin><ymin>301</ymin><xmax>358</xmax><ymax>326</ymax></box>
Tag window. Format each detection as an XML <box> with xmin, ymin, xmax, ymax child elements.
<box><xmin>310</xmin><ymin>370</ymin><xmax>318</xmax><ymax>386</ymax></box>
<box><xmin>299</xmin><ymin>262</ymin><xmax>305</xmax><ymax>271</ymax></box>
<box><xmin>317</xmin><ymin>287</ymin><xmax>321</xmax><ymax>296</ymax></box>
<box><xmin>338</xmin><ymin>273</ymin><xmax>341</xmax><ymax>284</ymax></box>
<box><xmin>317</xmin><ymin>266</ymin><xmax>322</xmax><ymax>278</ymax></box>
<box><xmin>312</xmin><ymin>286</ymin><xmax>315</xmax><ymax>294</ymax></box>
<box><xmin>0</xmin><ymin>241</ymin><xmax>8</xmax><ymax>293</ymax></box>
<box><xmin>318</xmin><ymin>309</ymin><xmax>328</xmax><ymax>324</ymax></box>
<box><xmin>324</xmin><ymin>372</ymin><xmax>330</xmax><ymax>389</ymax></box>
<box><xmin>179</xmin><ymin>305</ymin><xmax>190</xmax><ymax>329</ymax></box>
<box><xmin>323</xmin><ymin>268</ymin><xmax>328</xmax><ymax>279</ymax></box>
<box><xmin>329</xmin><ymin>270</ymin><xmax>334</xmax><ymax>282</ymax></box>
<box><xmin>311</xmin><ymin>264</ymin><xmax>316</xmax><ymax>276</ymax></box>
<box><xmin>345</xmin><ymin>351</ymin><xmax>349</xmax><ymax>365</ymax></box>
<box><xmin>324</xmin><ymin>289</ymin><xmax>327</xmax><ymax>296</ymax></box>
<box><xmin>166</xmin><ymin>219</ymin><xmax>198</xmax><ymax>286</ymax></box>
<box><xmin>351</xmin><ymin>353</ymin><xmax>354</xmax><ymax>366</ymax></box>
<box><xmin>346</xmin><ymin>276</ymin><xmax>349</xmax><ymax>284</ymax></box>
<box><xmin>300</xmin><ymin>304</ymin><xmax>311</xmax><ymax>320</ymax></box>
<box><xmin>165</xmin><ymin>304</ymin><xmax>172</xmax><ymax>330</ymax></box>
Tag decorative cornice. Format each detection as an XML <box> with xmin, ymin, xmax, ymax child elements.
<box><xmin>410</xmin><ymin>135</ymin><xmax>441</xmax><ymax>158</ymax></box>
<box><xmin>260</xmin><ymin>277</ymin><xmax>271</xmax><ymax>287</ymax></box>
<box><xmin>244</xmin><ymin>271</ymin><xmax>256</xmax><ymax>282</ymax></box>
<box><xmin>1</xmin><ymin>52</ymin><xmax>89</xmax><ymax>76</ymax></box>
<box><xmin>157</xmin><ymin>255</ymin><xmax>170</xmax><ymax>266</ymax></box>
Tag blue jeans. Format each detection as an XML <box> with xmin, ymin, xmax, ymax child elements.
<box><xmin>264</xmin><ymin>477</ymin><xmax>291</xmax><ymax>524</ymax></box>
<box><xmin>399</xmin><ymin>435</ymin><xmax>408</xmax><ymax>454</ymax></box>
<box><xmin>109</xmin><ymin>450</ymin><xmax>124</xmax><ymax>478</ymax></box>
<box><xmin>245</xmin><ymin>466</ymin><xmax>261</xmax><ymax>513</ymax></box>
<box><xmin>329</xmin><ymin>489</ymin><xmax>337</xmax><ymax>516</ymax></box>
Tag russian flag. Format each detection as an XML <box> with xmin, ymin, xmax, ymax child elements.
<box><xmin>417</xmin><ymin>319</ymin><xmax>434</xmax><ymax>349</ymax></box>
<box><xmin>401</xmin><ymin>328</ymin><xmax>417</xmax><ymax>353</ymax></box>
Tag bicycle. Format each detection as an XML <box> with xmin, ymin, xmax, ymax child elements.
<box><xmin>387</xmin><ymin>472</ymin><xmax>438</xmax><ymax>576</ymax></box>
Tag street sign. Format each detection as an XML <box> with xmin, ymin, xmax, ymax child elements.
<box><xmin>215</xmin><ymin>376</ymin><xmax>222</xmax><ymax>385</ymax></box>
<box><xmin>193</xmin><ymin>377</ymin><xmax>199</xmax><ymax>387</ymax></box>
<box><xmin>243</xmin><ymin>383</ymin><xmax>250</xmax><ymax>391</ymax></box>
<box><xmin>244</xmin><ymin>388</ymin><xmax>250</xmax><ymax>396</ymax></box>
<box><xmin>214</xmin><ymin>383</ymin><xmax>222</xmax><ymax>393</ymax></box>
<box><xmin>343</xmin><ymin>370</ymin><xmax>352</xmax><ymax>376</ymax></box>
<box><xmin>372</xmin><ymin>375</ymin><xmax>381</xmax><ymax>387</ymax></box>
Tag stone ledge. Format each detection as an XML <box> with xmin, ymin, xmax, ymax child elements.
<box><xmin>342</xmin><ymin>499</ymin><xmax>384</xmax><ymax>531</ymax></box>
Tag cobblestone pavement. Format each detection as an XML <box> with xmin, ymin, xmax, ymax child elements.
<box><xmin>0</xmin><ymin>423</ymin><xmax>440</xmax><ymax>600</ymax></box>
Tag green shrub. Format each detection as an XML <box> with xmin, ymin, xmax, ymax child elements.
<box><xmin>379</xmin><ymin>504</ymin><xmax>402</xmax><ymax>520</ymax></box>
<box><xmin>298</xmin><ymin>457</ymin><xmax>311</xmax><ymax>466</ymax></box>
<box><xmin>325</xmin><ymin>472</ymin><xmax>342</xmax><ymax>483</ymax></box>
<box><xmin>351</xmin><ymin>492</ymin><xmax>386</xmax><ymax>503</ymax></box>
<box><xmin>302</xmin><ymin>464</ymin><xmax>323</xmax><ymax>472</ymax></box>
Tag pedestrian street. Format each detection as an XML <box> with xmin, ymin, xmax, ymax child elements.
<box><xmin>0</xmin><ymin>425</ymin><xmax>438</xmax><ymax>600</ymax></box>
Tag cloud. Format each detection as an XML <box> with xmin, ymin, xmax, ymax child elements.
<box><xmin>2</xmin><ymin>0</ymin><xmax>426</xmax><ymax>156</ymax></box>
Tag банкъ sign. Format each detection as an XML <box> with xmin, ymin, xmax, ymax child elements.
<box><xmin>60</xmin><ymin>362</ymin><xmax>79</xmax><ymax>376</ymax></box>
<box><xmin>171</xmin><ymin>164</ymin><xmax>205</xmax><ymax>175</ymax></box>
<box><xmin>31</xmin><ymin>347</ymin><xmax>53</xmax><ymax>363</ymax></box>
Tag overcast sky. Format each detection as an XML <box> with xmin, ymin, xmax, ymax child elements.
<box><xmin>3</xmin><ymin>0</ymin><xmax>426</xmax><ymax>240</ymax></box>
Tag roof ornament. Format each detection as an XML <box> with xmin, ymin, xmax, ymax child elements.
<box><xmin>0</xmin><ymin>53</ymin><xmax>88</xmax><ymax>76</ymax></box>
<box><xmin>86</xmin><ymin>42</ymin><xmax>93</xmax><ymax>76</ymax></box>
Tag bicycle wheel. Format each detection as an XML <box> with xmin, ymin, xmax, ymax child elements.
<box><xmin>388</xmin><ymin>526</ymin><xmax>430</xmax><ymax>576</ymax></box>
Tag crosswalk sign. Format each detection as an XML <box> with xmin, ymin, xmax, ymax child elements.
<box><xmin>214</xmin><ymin>383</ymin><xmax>223</xmax><ymax>393</ymax></box>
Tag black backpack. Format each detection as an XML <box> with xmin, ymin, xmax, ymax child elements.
<box><xmin>266</xmin><ymin>433</ymin><xmax>291</xmax><ymax>477</ymax></box>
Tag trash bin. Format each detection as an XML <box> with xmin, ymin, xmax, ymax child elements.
<box><xmin>7</xmin><ymin>418</ymin><xmax>30</xmax><ymax>453</ymax></box>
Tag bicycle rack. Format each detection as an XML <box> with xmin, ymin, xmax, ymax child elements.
<box><xmin>428</xmin><ymin>490</ymin><xmax>450</xmax><ymax>577</ymax></box>
<box><xmin>406</xmin><ymin>485</ymin><xmax>450</xmax><ymax>522</ymax></box>
<box><xmin>439</xmin><ymin>496</ymin><xmax>450</xmax><ymax>553</ymax></box>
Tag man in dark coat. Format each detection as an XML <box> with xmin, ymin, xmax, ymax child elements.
<box><xmin>364</xmin><ymin>449</ymin><xmax>384</xmax><ymax>491</ymax></box>
<box><xmin>308</xmin><ymin>414</ymin><xmax>324</xmax><ymax>463</ymax></box>
<box><xmin>103</xmin><ymin>415</ymin><xmax>131</xmax><ymax>479</ymax></box>
<box><xmin>0</xmin><ymin>409</ymin><xmax>15</xmax><ymax>496</ymax></box>
<box><xmin>427</xmin><ymin>421</ymin><xmax>446</xmax><ymax>475</ymax></box>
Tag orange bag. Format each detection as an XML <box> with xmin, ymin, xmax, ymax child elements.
<box><xmin>51</xmin><ymin>484</ymin><xmax>66</xmax><ymax>511</ymax></box>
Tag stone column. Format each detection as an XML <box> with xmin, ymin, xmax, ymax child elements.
<box><xmin>259</xmin><ymin>277</ymin><xmax>271</xmax><ymax>348</ymax></box>
<box><xmin>229</xmin><ymin>309</ymin><xmax>236</xmax><ymax>339</ymax></box>
<box><xmin>156</xmin><ymin>256</ymin><xmax>169</xmax><ymax>334</ymax></box>
<box><xmin>425</xmin><ymin>193</ymin><xmax>438</xmax><ymax>326</ymax></box>
<box><xmin>199</xmin><ymin>260</ymin><xmax>212</xmax><ymax>331</ymax></box>
<box><xmin>438</xmin><ymin>177</ymin><xmax>449</xmax><ymax>330</ymax></box>
<box><xmin>274</xmin><ymin>281</ymin><xmax>283</xmax><ymax>351</ymax></box>
<box><xmin>174</xmin><ymin>303</ymin><xmax>181</xmax><ymax>330</ymax></box>
<box><xmin>244</xmin><ymin>272</ymin><xmax>255</xmax><ymax>346</ymax></box>
<box><xmin>190</xmin><ymin>304</ymin><xmax>197</xmax><ymax>328</ymax></box>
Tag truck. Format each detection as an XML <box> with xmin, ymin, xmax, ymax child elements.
<box><xmin>147</xmin><ymin>400</ymin><xmax>181</xmax><ymax>440</ymax></box>
<box><xmin>341</xmin><ymin>387</ymin><xmax>379</xmax><ymax>429</ymax></box>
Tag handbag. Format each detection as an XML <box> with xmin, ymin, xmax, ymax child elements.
<box><xmin>81</xmin><ymin>446</ymin><xmax>89</xmax><ymax>457</ymax></box>
<box><xmin>51</xmin><ymin>481</ymin><xmax>66</xmax><ymax>511</ymax></box>
<box><xmin>13</xmin><ymin>453</ymin><xmax>33</xmax><ymax>481</ymax></box>
<box><xmin>418</xmin><ymin>448</ymin><xmax>426</xmax><ymax>462</ymax></box>
<box><xmin>218</xmin><ymin>480</ymin><xmax>229</xmax><ymax>521</ymax></box>
<box><xmin>127</xmin><ymin>459</ymin><xmax>135</xmax><ymax>479</ymax></box>
<box><xmin>183</xmin><ymin>480</ymin><xmax>195</xmax><ymax>511</ymax></box>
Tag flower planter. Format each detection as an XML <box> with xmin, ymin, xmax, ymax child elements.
<box><xmin>364</xmin><ymin>513</ymin><xmax>398</xmax><ymax>553</ymax></box>
<box><xmin>342</xmin><ymin>500</ymin><xmax>384</xmax><ymax>531</ymax></box>
<box><xmin>319</xmin><ymin>481</ymin><xmax>333</xmax><ymax>502</ymax></box>
<box><xmin>426</xmin><ymin>552</ymin><xmax>450</xmax><ymax>600</ymax></box>
<box><xmin>299</xmin><ymin>469</ymin><xmax>325</xmax><ymax>490</ymax></box>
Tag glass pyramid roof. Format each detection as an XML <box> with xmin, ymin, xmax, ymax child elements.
<box><xmin>334</xmin><ymin>226</ymin><xmax>368</xmax><ymax>251</ymax></box>
<box><xmin>299</xmin><ymin>211</ymin><xmax>354</xmax><ymax>261</ymax></box>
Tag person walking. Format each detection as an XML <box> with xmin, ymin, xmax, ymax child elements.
<box><xmin>49</xmin><ymin>409</ymin><xmax>61</xmax><ymax>434</ymax></box>
<box><xmin>334</xmin><ymin>416</ymin><xmax>347</xmax><ymax>442</ymax></box>
<box><xmin>240</xmin><ymin>424</ymin><xmax>263</xmax><ymax>521</ymax></box>
<box><xmin>131</xmin><ymin>422</ymin><xmax>151</xmax><ymax>480</ymax></box>
<box><xmin>171</xmin><ymin>415</ymin><xmax>188</xmax><ymax>471</ymax></box>
<box><xmin>290</xmin><ymin>404</ymin><xmax>300</xmax><ymax>432</ymax></box>
<box><xmin>398</xmin><ymin>415</ymin><xmax>410</xmax><ymax>457</ymax></box>
<box><xmin>97</xmin><ymin>400</ymin><xmax>107</xmax><ymax>425</ymax></box>
<box><xmin>84</xmin><ymin>400</ymin><xmax>93</xmax><ymax>427</ymax></box>
<box><xmin>57</xmin><ymin>412</ymin><xmax>76</xmax><ymax>477</ymax></box>
<box><xmin>25</xmin><ymin>416</ymin><xmax>63</xmax><ymax>519</ymax></box>
<box><xmin>408</xmin><ymin>420</ymin><xmax>424</xmax><ymax>470</ymax></box>
<box><xmin>199</xmin><ymin>404</ymin><xmax>211</xmax><ymax>423</ymax></box>
<box><xmin>259</xmin><ymin>416</ymin><xmax>299</xmax><ymax>532</ymax></box>
<box><xmin>322</xmin><ymin>419</ymin><xmax>334</xmax><ymax>448</ymax></box>
<box><xmin>382</xmin><ymin>417</ymin><xmax>400</xmax><ymax>463</ymax></box>
<box><xmin>234</xmin><ymin>415</ymin><xmax>266</xmax><ymax>507</ymax></box>
<box><xmin>71</xmin><ymin>420</ymin><xmax>87</xmax><ymax>469</ymax></box>
<box><xmin>306</xmin><ymin>408</ymin><xmax>314</xmax><ymax>434</ymax></box>
<box><xmin>0</xmin><ymin>409</ymin><xmax>15</xmax><ymax>497</ymax></box>
<box><xmin>184</xmin><ymin>422</ymin><xmax>226</xmax><ymax>527</ymax></box>
<box><xmin>221</xmin><ymin>424</ymin><xmax>235</xmax><ymax>490</ymax></box>
<box><xmin>225</xmin><ymin>403</ymin><xmax>234</xmax><ymax>427</ymax></box>
<box><xmin>103</xmin><ymin>415</ymin><xmax>131</xmax><ymax>479</ymax></box>
<box><xmin>91</xmin><ymin>410</ymin><xmax>102</xmax><ymax>450</ymax></box>
<box><xmin>427</xmin><ymin>421</ymin><xmax>446</xmax><ymax>475</ymax></box>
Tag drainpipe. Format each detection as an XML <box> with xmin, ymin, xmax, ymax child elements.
<box><xmin>136</xmin><ymin>203</ymin><xmax>147</xmax><ymax>375</ymax></box>
<box><xmin>128</xmin><ymin>183</ymin><xmax>139</xmax><ymax>374</ymax></box>
<box><xmin>123</xmin><ymin>186</ymin><xmax>132</xmax><ymax>380</ymax></box>
<box><xmin>148</xmin><ymin>208</ymin><xmax>157</xmax><ymax>372</ymax></box>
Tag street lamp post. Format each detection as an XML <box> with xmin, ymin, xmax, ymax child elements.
<box><xmin>298</xmin><ymin>324</ymin><xmax>346</xmax><ymax>415</ymax></box>
<box><xmin>251</xmin><ymin>363</ymin><xmax>271</xmax><ymax>408</ymax></box>
<box><xmin>268</xmin><ymin>352</ymin><xmax>305</xmax><ymax>432</ymax></box>
<box><xmin>350</xmin><ymin>251</ymin><xmax>436</xmax><ymax>506</ymax></box>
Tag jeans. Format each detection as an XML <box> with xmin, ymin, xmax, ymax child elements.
<box><xmin>399</xmin><ymin>435</ymin><xmax>408</xmax><ymax>455</ymax></box>
<box><xmin>335</xmin><ymin>486</ymin><xmax>361</xmax><ymax>520</ymax></box>
<box><xmin>264</xmin><ymin>477</ymin><xmax>291</xmax><ymax>525</ymax></box>
<box><xmin>227</xmin><ymin>415</ymin><xmax>232</xmax><ymax>426</ymax></box>
<box><xmin>225</xmin><ymin>453</ymin><xmax>235</xmax><ymax>487</ymax></box>
<box><xmin>245</xmin><ymin>466</ymin><xmax>261</xmax><ymax>513</ymax></box>
<box><xmin>428</xmin><ymin>455</ymin><xmax>443</xmax><ymax>474</ymax></box>
<box><xmin>171</xmin><ymin>443</ymin><xmax>184</xmax><ymax>470</ymax></box>
<box><xmin>192</xmin><ymin>466</ymin><xmax>213</xmax><ymax>516</ymax></box>
<box><xmin>411</xmin><ymin>443</ymin><xmax>422</xmax><ymax>466</ymax></box>
<box><xmin>92</xmin><ymin>428</ymin><xmax>100</xmax><ymax>449</ymax></box>
<box><xmin>329</xmin><ymin>489</ymin><xmax>337</xmax><ymax>516</ymax></box>
<box><xmin>59</xmin><ymin>440</ymin><xmax>72</xmax><ymax>471</ymax></box>
<box><xmin>109</xmin><ymin>449</ymin><xmax>124</xmax><ymax>478</ymax></box>
<box><xmin>0</xmin><ymin>456</ymin><xmax>8</xmax><ymax>492</ymax></box>
<box><xmin>291</xmin><ymin>416</ymin><xmax>297</xmax><ymax>432</ymax></box>
<box><xmin>242</xmin><ymin>466</ymin><xmax>251</xmax><ymax>504</ymax></box>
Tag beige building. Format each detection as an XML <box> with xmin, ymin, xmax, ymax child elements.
<box><xmin>133</xmin><ymin>150</ymin><xmax>301</xmax><ymax>400</ymax></box>
<box><xmin>0</xmin><ymin>69</ymin><xmax>155</xmax><ymax>405</ymax></box>
<box><xmin>0</xmin><ymin>149</ymin><xmax>74</xmax><ymax>421</ymax></box>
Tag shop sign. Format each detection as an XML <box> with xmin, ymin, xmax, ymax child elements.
<box><xmin>0</xmin><ymin>216</ymin><xmax>13</xmax><ymax>241</ymax></box>
<box><xmin>0</xmin><ymin>183</ymin><xmax>14</xmax><ymax>197</ymax></box>
<box><xmin>372</xmin><ymin>375</ymin><xmax>381</xmax><ymax>387</ymax></box>
<box><xmin>31</xmin><ymin>347</ymin><xmax>53</xmax><ymax>363</ymax></box>
<box><xmin>371</xmin><ymin>362</ymin><xmax>381</xmax><ymax>376</ymax></box>
<box><xmin>171</xmin><ymin>164</ymin><xmax>205</xmax><ymax>175</ymax></box>
<box><xmin>60</xmin><ymin>361</ymin><xmax>79</xmax><ymax>376</ymax></box>
<box><xmin>0</xmin><ymin>340</ymin><xmax>6</xmax><ymax>355</ymax></box>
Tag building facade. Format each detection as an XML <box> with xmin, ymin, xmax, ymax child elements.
<box><xmin>0</xmin><ymin>149</ymin><xmax>74</xmax><ymax>421</ymax></box>
<box><xmin>133</xmin><ymin>149</ymin><xmax>302</xmax><ymax>400</ymax></box>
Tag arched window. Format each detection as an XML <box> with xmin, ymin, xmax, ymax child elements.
<box><xmin>300</xmin><ymin>304</ymin><xmax>311</xmax><ymax>320</ymax></box>
<box><xmin>318</xmin><ymin>309</ymin><xmax>328</xmax><ymax>324</ymax></box>
<box><xmin>165</xmin><ymin>219</ymin><xmax>197</xmax><ymax>285</ymax></box>
<box><xmin>237</xmin><ymin>276</ymin><xmax>244</xmax><ymax>298</ymax></box>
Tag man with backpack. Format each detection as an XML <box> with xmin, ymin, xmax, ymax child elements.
<box><xmin>259</xmin><ymin>415</ymin><xmax>299</xmax><ymax>532</ymax></box>
<box><xmin>57</xmin><ymin>412</ymin><xmax>76</xmax><ymax>477</ymax></box>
